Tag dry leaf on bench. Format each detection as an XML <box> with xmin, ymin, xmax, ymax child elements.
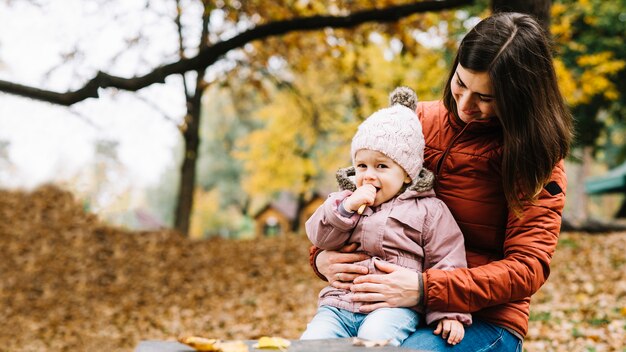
<box><xmin>218</xmin><ymin>341</ymin><xmax>249</xmax><ymax>352</ymax></box>
<box><xmin>253</xmin><ymin>336</ymin><xmax>291</xmax><ymax>349</ymax></box>
<box><xmin>178</xmin><ymin>336</ymin><xmax>249</xmax><ymax>352</ymax></box>
<box><xmin>178</xmin><ymin>335</ymin><xmax>221</xmax><ymax>351</ymax></box>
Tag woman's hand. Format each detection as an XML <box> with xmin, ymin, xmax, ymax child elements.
<box><xmin>434</xmin><ymin>319</ymin><xmax>465</xmax><ymax>345</ymax></box>
<box><xmin>315</xmin><ymin>243</ymin><xmax>370</xmax><ymax>290</ymax></box>
<box><xmin>350</xmin><ymin>259</ymin><xmax>421</xmax><ymax>313</ymax></box>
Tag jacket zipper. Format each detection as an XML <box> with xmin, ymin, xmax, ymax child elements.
<box><xmin>435</xmin><ymin>122</ymin><xmax>472</xmax><ymax>176</ymax></box>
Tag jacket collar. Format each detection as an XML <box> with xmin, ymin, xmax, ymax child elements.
<box><xmin>447</xmin><ymin>111</ymin><xmax>502</xmax><ymax>134</ymax></box>
<box><xmin>335</xmin><ymin>166</ymin><xmax>436</xmax><ymax>205</ymax></box>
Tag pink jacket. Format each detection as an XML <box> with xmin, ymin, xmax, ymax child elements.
<box><xmin>306</xmin><ymin>188</ymin><xmax>472</xmax><ymax>326</ymax></box>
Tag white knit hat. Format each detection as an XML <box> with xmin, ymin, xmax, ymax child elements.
<box><xmin>351</xmin><ymin>87</ymin><xmax>424</xmax><ymax>184</ymax></box>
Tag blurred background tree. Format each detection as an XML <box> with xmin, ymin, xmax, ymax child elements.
<box><xmin>551</xmin><ymin>0</ymin><xmax>626</xmax><ymax>160</ymax></box>
<box><xmin>550</xmin><ymin>0</ymin><xmax>626</xmax><ymax>222</ymax></box>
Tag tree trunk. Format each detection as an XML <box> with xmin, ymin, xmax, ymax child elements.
<box><xmin>491</xmin><ymin>0</ymin><xmax>551</xmax><ymax>29</ymax></box>
<box><xmin>615</xmin><ymin>197</ymin><xmax>626</xmax><ymax>219</ymax></box>
<box><xmin>173</xmin><ymin>4</ymin><xmax>210</xmax><ymax>237</ymax></box>
<box><xmin>292</xmin><ymin>192</ymin><xmax>306</xmax><ymax>233</ymax></box>
<box><xmin>174</xmin><ymin>85</ymin><xmax>204</xmax><ymax>235</ymax></box>
<box><xmin>576</xmin><ymin>147</ymin><xmax>592</xmax><ymax>223</ymax></box>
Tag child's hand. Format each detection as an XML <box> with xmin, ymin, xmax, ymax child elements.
<box><xmin>343</xmin><ymin>184</ymin><xmax>377</xmax><ymax>212</ymax></box>
<box><xmin>434</xmin><ymin>319</ymin><xmax>465</xmax><ymax>345</ymax></box>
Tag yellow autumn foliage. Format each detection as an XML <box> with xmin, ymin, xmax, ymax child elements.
<box><xmin>237</xmin><ymin>33</ymin><xmax>448</xmax><ymax>200</ymax></box>
<box><xmin>552</xmin><ymin>0</ymin><xmax>626</xmax><ymax>107</ymax></box>
<box><xmin>236</xmin><ymin>84</ymin><xmax>335</xmax><ymax>195</ymax></box>
<box><xmin>190</xmin><ymin>188</ymin><xmax>247</xmax><ymax>239</ymax></box>
<box><xmin>555</xmin><ymin>52</ymin><xmax>625</xmax><ymax>106</ymax></box>
<box><xmin>551</xmin><ymin>4</ymin><xmax>574</xmax><ymax>41</ymax></box>
<box><xmin>189</xmin><ymin>188</ymin><xmax>221</xmax><ymax>239</ymax></box>
<box><xmin>577</xmin><ymin>52</ymin><xmax>624</xmax><ymax>71</ymax></box>
<box><xmin>553</xmin><ymin>59</ymin><xmax>579</xmax><ymax>104</ymax></box>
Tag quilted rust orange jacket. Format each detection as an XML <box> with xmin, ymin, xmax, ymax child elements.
<box><xmin>309</xmin><ymin>100</ymin><xmax>567</xmax><ymax>338</ymax></box>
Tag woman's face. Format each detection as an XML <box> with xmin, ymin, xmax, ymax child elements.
<box><xmin>450</xmin><ymin>64</ymin><xmax>497</xmax><ymax>123</ymax></box>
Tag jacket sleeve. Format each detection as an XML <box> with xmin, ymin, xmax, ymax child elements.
<box><xmin>306</xmin><ymin>190</ymin><xmax>359</xmax><ymax>251</ymax></box>
<box><xmin>421</xmin><ymin>198</ymin><xmax>472</xmax><ymax>326</ymax></box>
<box><xmin>423</xmin><ymin>161</ymin><xmax>566</xmax><ymax>313</ymax></box>
<box><xmin>309</xmin><ymin>245</ymin><xmax>327</xmax><ymax>281</ymax></box>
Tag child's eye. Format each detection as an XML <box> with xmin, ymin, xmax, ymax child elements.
<box><xmin>377</xmin><ymin>164</ymin><xmax>388</xmax><ymax>169</ymax></box>
<box><xmin>357</xmin><ymin>164</ymin><xmax>367</xmax><ymax>169</ymax></box>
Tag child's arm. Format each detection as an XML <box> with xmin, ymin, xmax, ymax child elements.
<box><xmin>305</xmin><ymin>190</ymin><xmax>360</xmax><ymax>250</ymax></box>
<box><xmin>420</xmin><ymin>198</ymin><xmax>473</xmax><ymax>326</ymax></box>
<box><xmin>434</xmin><ymin>319</ymin><xmax>465</xmax><ymax>345</ymax></box>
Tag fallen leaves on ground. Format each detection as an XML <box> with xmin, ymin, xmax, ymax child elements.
<box><xmin>525</xmin><ymin>231</ymin><xmax>626</xmax><ymax>351</ymax></box>
<box><xmin>0</xmin><ymin>185</ymin><xmax>624</xmax><ymax>351</ymax></box>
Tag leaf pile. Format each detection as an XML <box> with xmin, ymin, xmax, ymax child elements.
<box><xmin>0</xmin><ymin>185</ymin><xmax>624</xmax><ymax>351</ymax></box>
<box><xmin>0</xmin><ymin>185</ymin><xmax>325</xmax><ymax>351</ymax></box>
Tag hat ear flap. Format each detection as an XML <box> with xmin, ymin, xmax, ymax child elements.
<box><xmin>408</xmin><ymin>168</ymin><xmax>434</xmax><ymax>192</ymax></box>
<box><xmin>336</xmin><ymin>166</ymin><xmax>357</xmax><ymax>191</ymax></box>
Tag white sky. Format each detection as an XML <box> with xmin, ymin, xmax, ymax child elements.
<box><xmin>0</xmin><ymin>0</ymin><xmax>188</xmax><ymax>189</ymax></box>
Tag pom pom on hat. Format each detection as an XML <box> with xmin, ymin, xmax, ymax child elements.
<box><xmin>351</xmin><ymin>86</ymin><xmax>425</xmax><ymax>188</ymax></box>
<box><xmin>389</xmin><ymin>86</ymin><xmax>418</xmax><ymax>111</ymax></box>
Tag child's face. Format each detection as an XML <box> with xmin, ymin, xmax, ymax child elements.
<box><xmin>354</xmin><ymin>149</ymin><xmax>411</xmax><ymax>206</ymax></box>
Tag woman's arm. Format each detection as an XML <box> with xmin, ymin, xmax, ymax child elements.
<box><xmin>423</xmin><ymin>162</ymin><xmax>567</xmax><ymax>312</ymax></box>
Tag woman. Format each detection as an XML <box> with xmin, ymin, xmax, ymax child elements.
<box><xmin>309</xmin><ymin>12</ymin><xmax>573</xmax><ymax>351</ymax></box>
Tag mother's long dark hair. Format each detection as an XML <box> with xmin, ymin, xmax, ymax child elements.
<box><xmin>443</xmin><ymin>12</ymin><xmax>574</xmax><ymax>214</ymax></box>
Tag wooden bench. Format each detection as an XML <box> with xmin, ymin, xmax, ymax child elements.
<box><xmin>134</xmin><ymin>339</ymin><xmax>427</xmax><ymax>352</ymax></box>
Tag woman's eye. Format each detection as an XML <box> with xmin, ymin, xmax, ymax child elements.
<box><xmin>456</xmin><ymin>79</ymin><xmax>465</xmax><ymax>88</ymax></box>
<box><xmin>479</xmin><ymin>96</ymin><xmax>493</xmax><ymax>103</ymax></box>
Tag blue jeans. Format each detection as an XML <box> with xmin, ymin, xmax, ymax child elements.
<box><xmin>300</xmin><ymin>305</ymin><xmax>419</xmax><ymax>346</ymax></box>
<box><xmin>401</xmin><ymin>319</ymin><xmax>523</xmax><ymax>351</ymax></box>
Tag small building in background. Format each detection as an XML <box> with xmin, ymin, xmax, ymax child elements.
<box><xmin>254</xmin><ymin>204</ymin><xmax>293</xmax><ymax>237</ymax></box>
<box><xmin>253</xmin><ymin>192</ymin><xmax>326</xmax><ymax>237</ymax></box>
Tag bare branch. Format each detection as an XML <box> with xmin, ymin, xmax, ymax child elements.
<box><xmin>0</xmin><ymin>0</ymin><xmax>473</xmax><ymax>106</ymax></box>
<box><xmin>174</xmin><ymin>0</ymin><xmax>191</xmax><ymax>98</ymax></box>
